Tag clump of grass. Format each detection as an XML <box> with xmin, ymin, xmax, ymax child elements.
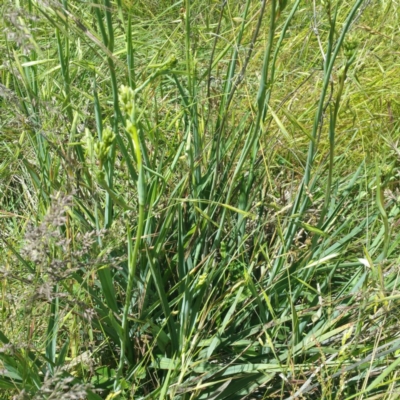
<box><xmin>1</xmin><ymin>0</ymin><xmax>400</xmax><ymax>399</ymax></box>
<box><xmin>12</xmin><ymin>367</ymin><xmax>95</xmax><ymax>400</ymax></box>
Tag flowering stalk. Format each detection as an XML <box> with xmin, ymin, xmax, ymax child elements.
<box><xmin>115</xmin><ymin>86</ymin><xmax>146</xmax><ymax>389</ymax></box>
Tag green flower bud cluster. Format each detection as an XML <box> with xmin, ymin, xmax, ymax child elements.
<box><xmin>321</xmin><ymin>0</ymin><xmax>331</xmax><ymax>11</ymax></box>
<box><xmin>163</xmin><ymin>55</ymin><xmax>178</xmax><ymax>71</ymax></box>
<box><xmin>94</xmin><ymin>126</ymin><xmax>115</xmax><ymax>168</ymax></box>
<box><xmin>119</xmin><ymin>85</ymin><xmax>135</xmax><ymax>116</ymax></box>
<box><xmin>96</xmin><ymin>169</ymin><xmax>106</xmax><ymax>183</ymax></box>
<box><xmin>344</xmin><ymin>38</ymin><xmax>358</xmax><ymax>60</ymax></box>
<box><xmin>195</xmin><ymin>273</ymin><xmax>208</xmax><ymax>290</ymax></box>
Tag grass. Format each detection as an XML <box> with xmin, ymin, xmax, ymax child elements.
<box><xmin>1</xmin><ymin>0</ymin><xmax>400</xmax><ymax>399</ymax></box>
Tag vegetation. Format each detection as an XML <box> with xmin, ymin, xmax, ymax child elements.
<box><xmin>1</xmin><ymin>0</ymin><xmax>400</xmax><ymax>398</ymax></box>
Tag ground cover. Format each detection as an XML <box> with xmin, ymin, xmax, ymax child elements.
<box><xmin>1</xmin><ymin>0</ymin><xmax>400</xmax><ymax>398</ymax></box>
